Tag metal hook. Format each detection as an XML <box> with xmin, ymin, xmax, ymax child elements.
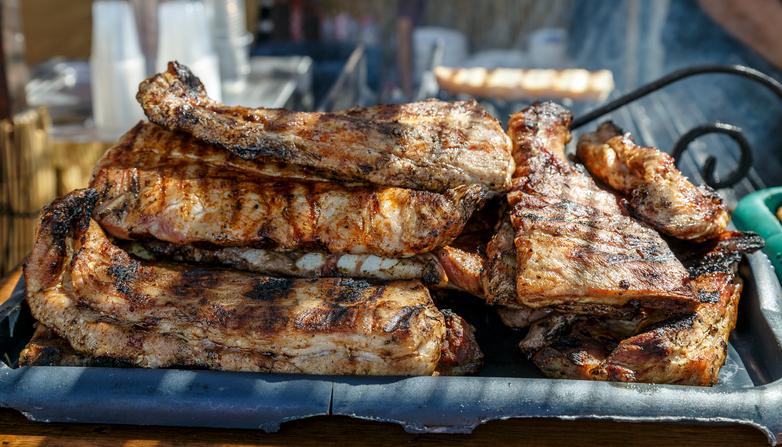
<box><xmin>671</xmin><ymin>123</ymin><xmax>754</xmax><ymax>189</ymax></box>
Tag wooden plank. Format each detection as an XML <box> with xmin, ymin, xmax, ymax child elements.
<box><xmin>0</xmin><ymin>408</ymin><xmax>770</xmax><ymax>447</ymax></box>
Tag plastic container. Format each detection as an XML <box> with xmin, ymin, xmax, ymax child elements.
<box><xmin>90</xmin><ymin>1</ymin><xmax>147</xmax><ymax>133</ymax></box>
<box><xmin>156</xmin><ymin>1</ymin><xmax>222</xmax><ymax>102</ymax></box>
<box><xmin>732</xmin><ymin>187</ymin><xmax>782</xmax><ymax>282</ymax></box>
<box><xmin>528</xmin><ymin>27</ymin><xmax>568</xmax><ymax>69</ymax></box>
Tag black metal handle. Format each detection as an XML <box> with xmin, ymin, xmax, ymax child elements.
<box><xmin>671</xmin><ymin>122</ymin><xmax>754</xmax><ymax>189</ymax></box>
<box><xmin>570</xmin><ymin>64</ymin><xmax>782</xmax><ymax>189</ymax></box>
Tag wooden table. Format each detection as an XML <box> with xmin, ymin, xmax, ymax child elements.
<box><xmin>0</xmin><ymin>267</ymin><xmax>772</xmax><ymax>446</ymax></box>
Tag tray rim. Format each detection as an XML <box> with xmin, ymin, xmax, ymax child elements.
<box><xmin>2</xmin><ymin>250</ymin><xmax>782</xmax><ymax>445</ymax></box>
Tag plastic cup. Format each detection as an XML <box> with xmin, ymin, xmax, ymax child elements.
<box><xmin>90</xmin><ymin>1</ymin><xmax>147</xmax><ymax>133</ymax></box>
<box><xmin>156</xmin><ymin>1</ymin><xmax>222</xmax><ymax>101</ymax></box>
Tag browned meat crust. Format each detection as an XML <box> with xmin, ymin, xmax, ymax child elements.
<box><xmin>481</xmin><ymin>211</ymin><xmax>518</xmax><ymax>306</ymax></box>
<box><xmin>435</xmin><ymin>309</ymin><xmax>484</xmax><ymax>376</ymax></box>
<box><xmin>520</xmin><ymin>231</ymin><xmax>763</xmax><ymax>386</ymax></box>
<box><xmin>21</xmin><ymin>313</ymin><xmax>482</xmax><ymax>376</ymax></box>
<box><xmin>90</xmin><ymin>123</ymin><xmax>486</xmax><ymax>258</ymax></box>
<box><xmin>503</xmin><ymin>102</ymin><xmax>698</xmax><ymax>313</ymax></box>
<box><xmin>136</xmin><ymin>62</ymin><xmax>514</xmax><ymax>194</ymax></box>
<box><xmin>434</xmin><ymin>246</ymin><xmax>484</xmax><ymax>296</ymax></box>
<box><xmin>576</xmin><ymin>122</ymin><xmax>729</xmax><ymax>242</ymax></box>
<box><xmin>24</xmin><ymin>189</ymin><xmax>483</xmax><ymax>376</ymax></box>
<box><xmin>507</xmin><ymin>102</ymin><xmax>622</xmax><ymax>215</ymax></box>
<box><xmin>19</xmin><ymin>324</ymin><xmax>131</xmax><ymax>368</ymax></box>
<box><xmin>511</xmin><ymin>194</ymin><xmax>699</xmax><ymax>312</ymax></box>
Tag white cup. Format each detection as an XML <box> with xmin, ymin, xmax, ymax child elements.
<box><xmin>529</xmin><ymin>28</ymin><xmax>568</xmax><ymax>69</ymax></box>
<box><xmin>90</xmin><ymin>1</ymin><xmax>147</xmax><ymax>133</ymax></box>
<box><xmin>156</xmin><ymin>1</ymin><xmax>222</xmax><ymax>102</ymax></box>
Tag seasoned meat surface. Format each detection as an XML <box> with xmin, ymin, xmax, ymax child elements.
<box><xmin>511</xmin><ymin>194</ymin><xmax>699</xmax><ymax>311</ymax></box>
<box><xmin>520</xmin><ymin>231</ymin><xmax>763</xmax><ymax>386</ymax></box>
<box><xmin>504</xmin><ymin>102</ymin><xmax>697</xmax><ymax>313</ymax></box>
<box><xmin>481</xmin><ymin>211</ymin><xmax>517</xmax><ymax>306</ymax></box>
<box><xmin>24</xmin><ymin>189</ymin><xmax>483</xmax><ymax>376</ymax></box>
<box><xmin>90</xmin><ymin>124</ymin><xmax>486</xmax><ymax>257</ymax></box>
<box><xmin>577</xmin><ymin>121</ymin><xmax>729</xmax><ymax>242</ymax></box>
<box><xmin>19</xmin><ymin>324</ymin><xmax>132</xmax><ymax>368</ymax></box>
<box><xmin>507</xmin><ymin>102</ymin><xmax>622</xmax><ymax>215</ymax></box>
<box><xmin>137</xmin><ymin>62</ymin><xmax>514</xmax><ymax>194</ymax></box>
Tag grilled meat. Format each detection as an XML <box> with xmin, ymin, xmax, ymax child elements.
<box><xmin>577</xmin><ymin>121</ymin><xmax>729</xmax><ymax>242</ymax></box>
<box><xmin>503</xmin><ymin>102</ymin><xmax>698</xmax><ymax>313</ymax></box>
<box><xmin>19</xmin><ymin>324</ymin><xmax>132</xmax><ymax>368</ymax></box>
<box><xmin>24</xmin><ymin>189</ymin><xmax>483</xmax><ymax>376</ymax></box>
<box><xmin>507</xmin><ymin>102</ymin><xmax>622</xmax><ymax>215</ymax></box>
<box><xmin>137</xmin><ymin>240</ymin><xmax>449</xmax><ymax>288</ymax></box>
<box><xmin>481</xmin><ymin>211</ymin><xmax>517</xmax><ymax>306</ymax></box>
<box><xmin>511</xmin><ymin>194</ymin><xmax>699</xmax><ymax>312</ymax></box>
<box><xmin>90</xmin><ymin>123</ymin><xmax>487</xmax><ymax>258</ymax></box>
<box><xmin>136</xmin><ymin>62</ymin><xmax>514</xmax><ymax>195</ymax></box>
<box><xmin>520</xmin><ymin>231</ymin><xmax>763</xmax><ymax>386</ymax></box>
<box><xmin>434</xmin><ymin>246</ymin><xmax>484</xmax><ymax>296</ymax></box>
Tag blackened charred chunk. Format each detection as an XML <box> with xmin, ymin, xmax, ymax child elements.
<box><xmin>243</xmin><ymin>277</ymin><xmax>295</xmax><ymax>301</ymax></box>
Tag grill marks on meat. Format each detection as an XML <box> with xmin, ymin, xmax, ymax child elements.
<box><xmin>24</xmin><ymin>189</ymin><xmax>483</xmax><ymax>375</ymax></box>
<box><xmin>136</xmin><ymin>62</ymin><xmax>514</xmax><ymax>194</ymax></box>
<box><xmin>577</xmin><ymin>122</ymin><xmax>729</xmax><ymax>242</ymax></box>
<box><xmin>511</xmin><ymin>194</ymin><xmax>698</xmax><ymax>311</ymax></box>
<box><xmin>507</xmin><ymin>103</ymin><xmax>622</xmax><ymax>215</ymax></box>
<box><xmin>89</xmin><ymin>124</ymin><xmax>487</xmax><ymax>258</ymax></box>
<box><xmin>520</xmin><ymin>231</ymin><xmax>763</xmax><ymax>386</ymax></box>
<box><xmin>504</xmin><ymin>102</ymin><xmax>698</xmax><ymax>314</ymax></box>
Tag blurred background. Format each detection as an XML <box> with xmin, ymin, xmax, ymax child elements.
<box><xmin>0</xmin><ymin>0</ymin><xmax>781</xmax><ymax>275</ymax></box>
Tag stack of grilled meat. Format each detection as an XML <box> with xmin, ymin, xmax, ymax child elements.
<box><xmin>21</xmin><ymin>63</ymin><xmax>763</xmax><ymax>385</ymax></box>
<box><xmin>21</xmin><ymin>62</ymin><xmax>517</xmax><ymax>376</ymax></box>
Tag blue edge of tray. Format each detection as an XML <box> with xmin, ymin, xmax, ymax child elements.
<box><xmin>1</xmin><ymin>250</ymin><xmax>782</xmax><ymax>443</ymax></box>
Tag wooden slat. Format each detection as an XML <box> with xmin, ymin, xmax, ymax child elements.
<box><xmin>0</xmin><ymin>408</ymin><xmax>770</xmax><ymax>447</ymax></box>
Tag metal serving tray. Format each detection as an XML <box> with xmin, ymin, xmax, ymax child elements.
<box><xmin>1</xmin><ymin>249</ymin><xmax>781</xmax><ymax>443</ymax></box>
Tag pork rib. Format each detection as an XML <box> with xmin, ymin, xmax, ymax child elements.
<box><xmin>24</xmin><ymin>189</ymin><xmax>483</xmax><ymax>376</ymax></box>
<box><xmin>520</xmin><ymin>231</ymin><xmax>763</xmax><ymax>386</ymax></box>
<box><xmin>577</xmin><ymin>121</ymin><xmax>729</xmax><ymax>242</ymax></box>
<box><xmin>90</xmin><ymin>123</ymin><xmax>486</xmax><ymax>258</ymax></box>
<box><xmin>503</xmin><ymin>102</ymin><xmax>698</xmax><ymax>313</ymax></box>
<box><xmin>136</xmin><ymin>62</ymin><xmax>514</xmax><ymax>194</ymax></box>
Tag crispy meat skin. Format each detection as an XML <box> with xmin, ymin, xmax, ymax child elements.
<box><xmin>136</xmin><ymin>62</ymin><xmax>514</xmax><ymax>194</ymax></box>
<box><xmin>577</xmin><ymin>122</ymin><xmax>729</xmax><ymax>242</ymax></box>
<box><xmin>522</xmin><ymin>231</ymin><xmax>764</xmax><ymax>386</ymax></box>
<box><xmin>90</xmin><ymin>123</ymin><xmax>486</xmax><ymax>258</ymax></box>
<box><xmin>24</xmin><ymin>189</ymin><xmax>483</xmax><ymax>375</ymax></box>
<box><xmin>503</xmin><ymin>102</ymin><xmax>697</xmax><ymax>313</ymax></box>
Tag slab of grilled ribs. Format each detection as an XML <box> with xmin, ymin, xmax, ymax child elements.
<box><xmin>136</xmin><ymin>62</ymin><xmax>514</xmax><ymax>195</ymax></box>
<box><xmin>577</xmin><ymin>122</ymin><xmax>729</xmax><ymax>242</ymax></box>
<box><xmin>486</xmin><ymin>102</ymin><xmax>700</xmax><ymax>330</ymax></box>
<box><xmin>90</xmin><ymin>122</ymin><xmax>487</xmax><ymax>259</ymax></box>
<box><xmin>23</xmin><ymin>189</ymin><xmax>483</xmax><ymax>375</ymax></box>
<box><xmin>520</xmin><ymin>231</ymin><xmax>763</xmax><ymax>386</ymax></box>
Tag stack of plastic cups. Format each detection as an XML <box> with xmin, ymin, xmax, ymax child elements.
<box><xmin>208</xmin><ymin>0</ymin><xmax>253</xmax><ymax>105</ymax></box>
<box><xmin>156</xmin><ymin>1</ymin><xmax>222</xmax><ymax>102</ymax></box>
<box><xmin>91</xmin><ymin>1</ymin><xmax>147</xmax><ymax>135</ymax></box>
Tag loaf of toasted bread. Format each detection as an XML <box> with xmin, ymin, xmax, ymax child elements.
<box><xmin>434</xmin><ymin>66</ymin><xmax>614</xmax><ymax>101</ymax></box>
